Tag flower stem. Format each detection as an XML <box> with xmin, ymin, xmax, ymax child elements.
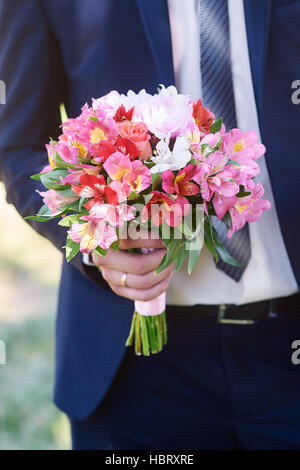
<box><xmin>125</xmin><ymin>311</ymin><xmax>167</xmax><ymax>356</ymax></box>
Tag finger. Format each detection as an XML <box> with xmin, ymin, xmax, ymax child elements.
<box><xmin>119</xmin><ymin>234</ymin><xmax>165</xmax><ymax>250</ymax></box>
<box><xmin>100</xmin><ymin>264</ymin><xmax>174</xmax><ymax>290</ymax></box>
<box><xmin>110</xmin><ymin>276</ymin><xmax>172</xmax><ymax>302</ymax></box>
<box><xmin>95</xmin><ymin>248</ymin><xmax>167</xmax><ymax>275</ymax></box>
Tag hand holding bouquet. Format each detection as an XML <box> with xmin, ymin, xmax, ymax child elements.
<box><xmin>28</xmin><ymin>86</ymin><xmax>270</xmax><ymax>356</ymax></box>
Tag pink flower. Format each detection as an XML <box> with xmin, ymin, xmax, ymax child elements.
<box><xmin>45</xmin><ymin>140</ymin><xmax>57</xmax><ymax>169</ymax></box>
<box><xmin>141</xmin><ymin>191</ymin><xmax>190</xmax><ymax>227</ymax></box>
<box><xmin>68</xmin><ymin>219</ymin><xmax>117</xmax><ymax>253</ymax></box>
<box><xmin>233</xmin><ymin>183</ymin><xmax>270</xmax><ymax>223</ymax></box>
<box><xmin>92</xmin><ymin>91</ymin><xmax>123</xmax><ymax>118</ymax></box>
<box><xmin>221</xmin><ymin>129</ymin><xmax>265</xmax><ymax>177</ymax></box>
<box><xmin>212</xmin><ymin>183</ymin><xmax>271</xmax><ymax>237</ymax></box>
<box><xmin>193</xmin><ymin>152</ymin><xmax>239</xmax><ymax>202</ymax></box>
<box><xmin>162</xmin><ymin>164</ymin><xmax>199</xmax><ymax>196</ymax></box>
<box><xmin>60</xmin><ymin>165</ymin><xmax>101</xmax><ymax>185</ymax></box>
<box><xmin>118</xmin><ymin>121</ymin><xmax>152</xmax><ymax>159</ymax></box>
<box><xmin>212</xmin><ymin>193</ymin><xmax>237</xmax><ymax>220</ymax></box>
<box><xmin>37</xmin><ymin>189</ymin><xmax>78</xmax><ymax>215</ymax></box>
<box><xmin>118</xmin><ymin>121</ymin><xmax>149</xmax><ymax>143</ymax></box>
<box><xmin>128</xmin><ymin>86</ymin><xmax>195</xmax><ymax>139</ymax></box>
<box><xmin>104</xmin><ymin>152</ymin><xmax>151</xmax><ymax>201</ymax></box>
<box><xmin>40</xmin><ymin>164</ymin><xmax>53</xmax><ymax>174</ymax></box>
<box><xmin>93</xmin><ymin>220</ymin><xmax>118</xmax><ymax>250</ymax></box>
<box><xmin>59</xmin><ymin>103</ymin><xmax>119</xmax><ymax>163</ymax></box>
<box><xmin>88</xmin><ymin>202</ymin><xmax>135</xmax><ymax>227</ymax></box>
<box><xmin>55</xmin><ymin>139</ymin><xmax>80</xmax><ymax>165</ymax></box>
<box><xmin>68</xmin><ymin>221</ymin><xmax>99</xmax><ymax>253</ymax></box>
<box><xmin>200</xmin><ymin>132</ymin><xmax>222</xmax><ymax>149</ymax></box>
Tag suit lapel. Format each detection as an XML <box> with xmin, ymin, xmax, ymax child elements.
<box><xmin>136</xmin><ymin>0</ymin><xmax>175</xmax><ymax>86</ymax></box>
<box><xmin>243</xmin><ymin>0</ymin><xmax>272</xmax><ymax>117</ymax></box>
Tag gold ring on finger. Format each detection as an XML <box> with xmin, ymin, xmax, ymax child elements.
<box><xmin>121</xmin><ymin>272</ymin><xmax>128</xmax><ymax>288</ymax></box>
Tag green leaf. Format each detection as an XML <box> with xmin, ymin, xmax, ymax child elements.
<box><xmin>187</xmin><ymin>247</ymin><xmax>201</xmax><ymax>274</ymax></box>
<box><xmin>222</xmin><ymin>211</ymin><xmax>232</xmax><ymax>230</ymax></box>
<box><xmin>201</xmin><ymin>143</ymin><xmax>211</xmax><ymax>153</ymax></box>
<box><xmin>204</xmin><ymin>222</ymin><xmax>219</xmax><ymax>262</ymax></box>
<box><xmin>25</xmin><ymin>199</ymin><xmax>78</xmax><ymax>223</ymax></box>
<box><xmin>79</xmin><ymin>197</ymin><xmax>89</xmax><ymax>211</ymax></box>
<box><xmin>65</xmin><ymin>237</ymin><xmax>80</xmax><ymax>262</ymax></box>
<box><xmin>40</xmin><ymin>169</ymin><xmax>69</xmax><ymax>190</ymax></box>
<box><xmin>25</xmin><ymin>215</ymin><xmax>54</xmax><ymax>222</ymax></box>
<box><xmin>236</xmin><ymin>191</ymin><xmax>251</xmax><ymax>197</ymax></box>
<box><xmin>151</xmin><ymin>173</ymin><xmax>162</xmax><ymax>191</ymax></box>
<box><xmin>143</xmin><ymin>193</ymin><xmax>154</xmax><ymax>204</ymax></box>
<box><xmin>25</xmin><ymin>203</ymin><xmax>60</xmax><ymax>222</ymax></box>
<box><xmin>55</xmin><ymin>187</ymin><xmax>77</xmax><ymax>197</ymax></box>
<box><xmin>59</xmin><ymin>200</ymin><xmax>81</xmax><ymax>213</ymax></box>
<box><xmin>209</xmin><ymin>118</ymin><xmax>222</xmax><ymax>134</ymax></box>
<box><xmin>58</xmin><ymin>214</ymin><xmax>82</xmax><ymax>227</ymax></box>
<box><xmin>110</xmin><ymin>240</ymin><xmax>120</xmax><ymax>252</ymax></box>
<box><xmin>94</xmin><ymin>246</ymin><xmax>107</xmax><ymax>257</ymax></box>
<box><xmin>215</xmin><ymin>242</ymin><xmax>242</xmax><ymax>267</ymax></box>
<box><xmin>37</xmin><ymin>204</ymin><xmax>53</xmax><ymax>217</ymax></box>
<box><xmin>178</xmin><ymin>219</ymin><xmax>195</xmax><ymax>239</ymax></box>
<box><xmin>89</xmin><ymin>116</ymin><xmax>99</xmax><ymax>122</ymax></box>
<box><xmin>211</xmin><ymin>225</ymin><xmax>243</xmax><ymax>267</ymax></box>
<box><xmin>128</xmin><ymin>191</ymin><xmax>140</xmax><ymax>201</ymax></box>
<box><xmin>207</xmin><ymin>217</ymin><xmax>215</xmax><ymax>243</ymax></box>
<box><xmin>30</xmin><ymin>172</ymin><xmax>43</xmax><ymax>181</ymax></box>
<box><xmin>227</xmin><ymin>159</ymin><xmax>241</xmax><ymax>167</ymax></box>
<box><xmin>175</xmin><ymin>244</ymin><xmax>188</xmax><ymax>272</ymax></box>
<box><xmin>160</xmin><ymin>223</ymin><xmax>175</xmax><ymax>248</ymax></box>
<box><xmin>54</xmin><ymin>152</ymin><xmax>76</xmax><ymax>170</ymax></box>
<box><xmin>155</xmin><ymin>239</ymin><xmax>183</xmax><ymax>274</ymax></box>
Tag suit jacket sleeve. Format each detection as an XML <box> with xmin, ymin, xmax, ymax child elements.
<box><xmin>0</xmin><ymin>0</ymin><xmax>109</xmax><ymax>289</ymax></box>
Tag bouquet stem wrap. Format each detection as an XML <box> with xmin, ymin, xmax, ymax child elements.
<box><xmin>125</xmin><ymin>245</ymin><xmax>167</xmax><ymax>356</ymax></box>
<box><xmin>125</xmin><ymin>292</ymin><xmax>167</xmax><ymax>356</ymax></box>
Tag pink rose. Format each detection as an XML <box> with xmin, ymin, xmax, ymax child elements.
<box><xmin>118</xmin><ymin>121</ymin><xmax>152</xmax><ymax>159</ymax></box>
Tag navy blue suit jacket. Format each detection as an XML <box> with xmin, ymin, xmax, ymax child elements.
<box><xmin>0</xmin><ymin>0</ymin><xmax>299</xmax><ymax>419</ymax></box>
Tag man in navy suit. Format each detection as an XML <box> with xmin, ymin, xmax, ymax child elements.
<box><xmin>0</xmin><ymin>0</ymin><xmax>300</xmax><ymax>449</ymax></box>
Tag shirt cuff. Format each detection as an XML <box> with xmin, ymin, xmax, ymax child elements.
<box><xmin>82</xmin><ymin>252</ymin><xmax>96</xmax><ymax>267</ymax></box>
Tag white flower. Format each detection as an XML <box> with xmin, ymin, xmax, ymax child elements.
<box><xmin>150</xmin><ymin>136</ymin><xmax>191</xmax><ymax>174</ymax></box>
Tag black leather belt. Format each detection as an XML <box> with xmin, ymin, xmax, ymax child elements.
<box><xmin>167</xmin><ymin>293</ymin><xmax>300</xmax><ymax>325</ymax></box>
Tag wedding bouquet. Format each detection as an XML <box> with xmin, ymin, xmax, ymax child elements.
<box><xmin>28</xmin><ymin>86</ymin><xmax>270</xmax><ymax>356</ymax></box>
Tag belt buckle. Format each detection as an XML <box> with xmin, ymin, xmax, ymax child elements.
<box><xmin>217</xmin><ymin>304</ymin><xmax>255</xmax><ymax>325</ymax></box>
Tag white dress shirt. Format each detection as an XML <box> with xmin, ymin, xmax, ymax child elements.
<box><xmin>166</xmin><ymin>0</ymin><xmax>298</xmax><ymax>305</ymax></box>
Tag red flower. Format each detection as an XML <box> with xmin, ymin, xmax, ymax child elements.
<box><xmin>72</xmin><ymin>174</ymin><xmax>118</xmax><ymax>210</ymax></box>
<box><xmin>115</xmin><ymin>136</ymin><xmax>139</xmax><ymax>160</ymax></box>
<box><xmin>92</xmin><ymin>141</ymin><xmax>116</xmax><ymax>162</ymax></box>
<box><xmin>141</xmin><ymin>191</ymin><xmax>190</xmax><ymax>227</ymax></box>
<box><xmin>162</xmin><ymin>164</ymin><xmax>199</xmax><ymax>196</ymax></box>
<box><xmin>113</xmin><ymin>105</ymin><xmax>134</xmax><ymax>123</ymax></box>
<box><xmin>193</xmin><ymin>99</ymin><xmax>215</xmax><ymax>134</ymax></box>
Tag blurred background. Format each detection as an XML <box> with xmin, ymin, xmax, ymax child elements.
<box><xmin>0</xmin><ymin>182</ymin><xmax>70</xmax><ymax>450</ymax></box>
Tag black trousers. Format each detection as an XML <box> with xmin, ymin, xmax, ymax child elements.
<box><xmin>70</xmin><ymin>303</ymin><xmax>300</xmax><ymax>450</ymax></box>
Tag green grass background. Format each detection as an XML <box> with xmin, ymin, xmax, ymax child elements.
<box><xmin>0</xmin><ymin>183</ymin><xmax>70</xmax><ymax>450</ymax></box>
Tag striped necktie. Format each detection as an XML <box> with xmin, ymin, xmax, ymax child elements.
<box><xmin>197</xmin><ymin>0</ymin><xmax>251</xmax><ymax>282</ymax></box>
